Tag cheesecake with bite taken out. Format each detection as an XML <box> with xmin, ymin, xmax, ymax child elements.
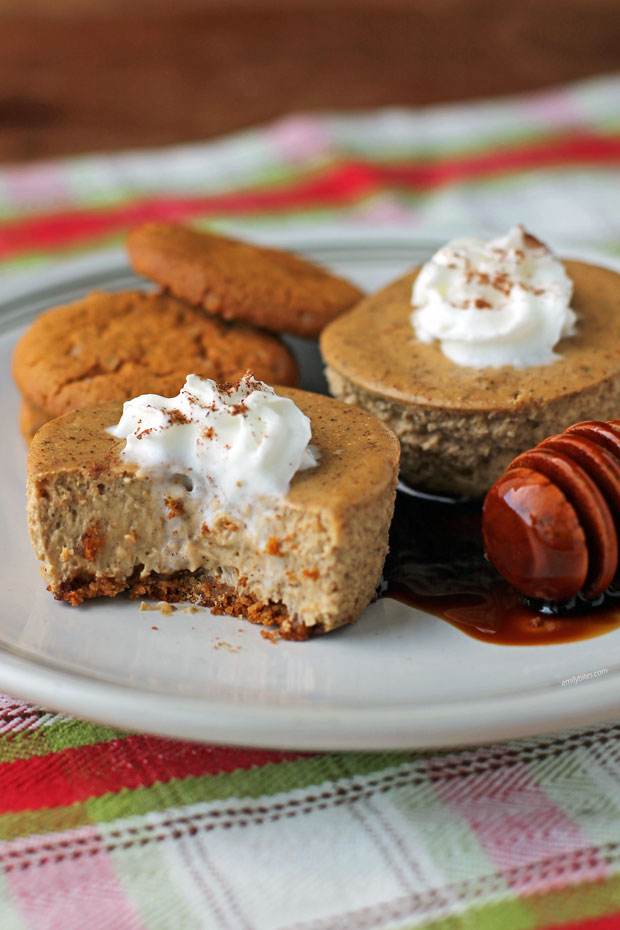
<box><xmin>27</xmin><ymin>375</ymin><xmax>400</xmax><ymax>638</ymax></box>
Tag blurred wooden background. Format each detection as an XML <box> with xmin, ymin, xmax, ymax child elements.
<box><xmin>1</xmin><ymin>0</ymin><xmax>619</xmax><ymax>164</ymax></box>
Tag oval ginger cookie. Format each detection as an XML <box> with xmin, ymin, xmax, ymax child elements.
<box><xmin>127</xmin><ymin>222</ymin><xmax>364</xmax><ymax>338</ymax></box>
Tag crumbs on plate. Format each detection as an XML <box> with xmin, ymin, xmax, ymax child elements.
<box><xmin>211</xmin><ymin>638</ymin><xmax>242</xmax><ymax>654</ymax></box>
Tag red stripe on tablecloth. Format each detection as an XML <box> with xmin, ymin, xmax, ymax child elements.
<box><xmin>542</xmin><ymin>913</ymin><xmax>620</xmax><ymax>929</ymax></box>
<box><xmin>0</xmin><ymin>132</ymin><xmax>619</xmax><ymax>260</ymax></box>
<box><xmin>0</xmin><ymin>737</ymin><xmax>305</xmax><ymax>812</ymax></box>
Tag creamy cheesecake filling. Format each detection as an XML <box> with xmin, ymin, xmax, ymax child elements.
<box><xmin>29</xmin><ymin>467</ymin><xmax>342</xmax><ymax>627</ymax></box>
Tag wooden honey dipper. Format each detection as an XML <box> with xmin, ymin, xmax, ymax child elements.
<box><xmin>482</xmin><ymin>421</ymin><xmax>620</xmax><ymax>603</ymax></box>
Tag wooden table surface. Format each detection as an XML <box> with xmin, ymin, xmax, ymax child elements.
<box><xmin>1</xmin><ymin>0</ymin><xmax>619</xmax><ymax>164</ymax></box>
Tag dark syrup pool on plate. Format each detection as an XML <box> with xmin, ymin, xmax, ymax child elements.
<box><xmin>381</xmin><ymin>487</ymin><xmax>620</xmax><ymax>645</ymax></box>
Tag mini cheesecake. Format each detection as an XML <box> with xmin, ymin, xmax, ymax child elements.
<box><xmin>321</xmin><ymin>260</ymin><xmax>620</xmax><ymax>498</ymax></box>
<box><xmin>27</xmin><ymin>387</ymin><xmax>399</xmax><ymax>638</ymax></box>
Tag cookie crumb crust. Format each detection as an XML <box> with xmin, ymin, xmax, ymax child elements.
<box><xmin>59</xmin><ymin>568</ymin><xmax>321</xmax><ymax>640</ymax></box>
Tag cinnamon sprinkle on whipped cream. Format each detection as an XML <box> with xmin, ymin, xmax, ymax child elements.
<box><xmin>410</xmin><ymin>225</ymin><xmax>576</xmax><ymax>368</ymax></box>
<box><xmin>108</xmin><ymin>373</ymin><xmax>319</xmax><ymax>502</ymax></box>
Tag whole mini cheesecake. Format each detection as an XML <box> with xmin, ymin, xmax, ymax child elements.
<box><xmin>320</xmin><ymin>227</ymin><xmax>620</xmax><ymax>497</ymax></box>
<box><xmin>27</xmin><ymin>376</ymin><xmax>400</xmax><ymax>638</ymax></box>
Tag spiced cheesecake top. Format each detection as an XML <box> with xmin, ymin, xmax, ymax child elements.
<box><xmin>320</xmin><ymin>259</ymin><xmax>620</xmax><ymax>413</ymax></box>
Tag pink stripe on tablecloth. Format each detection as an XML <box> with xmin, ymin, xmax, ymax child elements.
<box><xmin>518</xmin><ymin>86</ymin><xmax>583</xmax><ymax>124</ymax></box>
<box><xmin>431</xmin><ymin>760</ymin><xmax>608</xmax><ymax>889</ymax></box>
<box><xmin>2</xmin><ymin>164</ymin><xmax>72</xmax><ymax>211</ymax></box>
<box><xmin>5</xmin><ymin>828</ymin><xmax>146</xmax><ymax>930</ymax></box>
<box><xmin>268</xmin><ymin>114</ymin><xmax>332</xmax><ymax>162</ymax></box>
<box><xmin>352</xmin><ymin>195</ymin><xmax>417</xmax><ymax>223</ymax></box>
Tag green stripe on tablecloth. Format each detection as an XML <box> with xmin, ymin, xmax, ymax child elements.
<box><xmin>0</xmin><ymin>238</ymin><xmax>125</xmax><ymax>273</ymax></box>
<box><xmin>416</xmin><ymin>876</ymin><xmax>620</xmax><ymax>929</ymax></box>
<box><xmin>417</xmin><ymin>895</ymin><xmax>534</xmax><ymax>929</ymax></box>
<box><xmin>527</xmin><ymin>875</ymin><xmax>620</xmax><ymax>925</ymax></box>
<box><xmin>86</xmin><ymin>751</ymin><xmax>416</xmax><ymax>822</ymax></box>
<box><xmin>0</xmin><ymin>751</ymin><xmax>416</xmax><ymax>840</ymax></box>
<box><xmin>1</xmin><ymin>720</ymin><xmax>129</xmax><ymax>762</ymax></box>
<box><xmin>0</xmin><ymin>804</ymin><xmax>91</xmax><ymax>842</ymax></box>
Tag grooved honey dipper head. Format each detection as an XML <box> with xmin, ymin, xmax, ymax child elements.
<box><xmin>482</xmin><ymin>419</ymin><xmax>620</xmax><ymax>603</ymax></box>
<box><xmin>482</xmin><ymin>467</ymin><xmax>588</xmax><ymax>601</ymax></box>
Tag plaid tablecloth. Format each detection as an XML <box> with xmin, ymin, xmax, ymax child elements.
<box><xmin>2</xmin><ymin>73</ymin><xmax>620</xmax><ymax>930</ymax></box>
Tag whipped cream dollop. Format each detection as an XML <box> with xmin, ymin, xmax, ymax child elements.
<box><xmin>410</xmin><ymin>225</ymin><xmax>576</xmax><ymax>368</ymax></box>
<box><xmin>109</xmin><ymin>374</ymin><xmax>319</xmax><ymax>502</ymax></box>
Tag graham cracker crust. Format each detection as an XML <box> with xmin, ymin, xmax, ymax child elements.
<box><xmin>55</xmin><ymin>568</ymin><xmax>323</xmax><ymax>640</ymax></box>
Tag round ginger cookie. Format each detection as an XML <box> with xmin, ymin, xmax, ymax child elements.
<box><xmin>127</xmin><ymin>222</ymin><xmax>364</xmax><ymax>338</ymax></box>
<box><xmin>13</xmin><ymin>290</ymin><xmax>298</xmax><ymax>420</ymax></box>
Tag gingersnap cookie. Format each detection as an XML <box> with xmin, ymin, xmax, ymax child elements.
<box><xmin>127</xmin><ymin>222</ymin><xmax>364</xmax><ymax>338</ymax></box>
<box><xmin>13</xmin><ymin>290</ymin><xmax>298</xmax><ymax>424</ymax></box>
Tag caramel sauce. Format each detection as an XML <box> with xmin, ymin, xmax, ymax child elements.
<box><xmin>381</xmin><ymin>489</ymin><xmax>620</xmax><ymax>646</ymax></box>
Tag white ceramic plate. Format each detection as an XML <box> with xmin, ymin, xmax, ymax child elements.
<box><xmin>3</xmin><ymin>229</ymin><xmax>620</xmax><ymax>751</ymax></box>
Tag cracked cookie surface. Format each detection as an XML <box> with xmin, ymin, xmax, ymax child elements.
<box><xmin>13</xmin><ymin>289</ymin><xmax>298</xmax><ymax>421</ymax></box>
